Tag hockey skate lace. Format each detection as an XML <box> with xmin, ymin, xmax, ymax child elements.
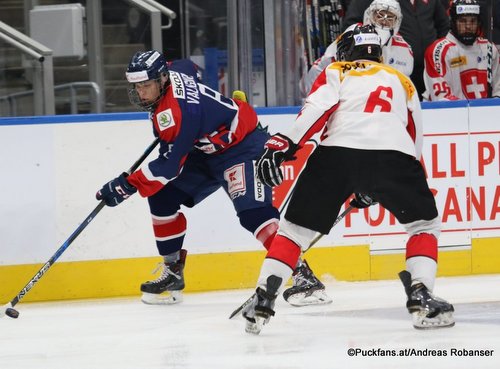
<box><xmin>293</xmin><ymin>270</ymin><xmax>316</xmax><ymax>287</ymax></box>
<box><xmin>150</xmin><ymin>262</ymin><xmax>181</xmax><ymax>282</ymax></box>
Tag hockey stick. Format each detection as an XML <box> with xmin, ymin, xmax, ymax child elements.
<box><xmin>303</xmin><ymin>204</ymin><xmax>354</xmax><ymax>253</ymax></box>
<box><xmin>228</xmin><ymin>202</ymin><xmax>356</xmax><ymax>320</ymax></box>
<box><xmin>0</xmin><ymin>137</ymin><xmax>161</xmax><ymax>319</ymax></box>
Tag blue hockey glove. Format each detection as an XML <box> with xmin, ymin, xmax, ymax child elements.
<box><xmin>256</xmin><ymin>134</ymin><xmax>298</xmax><ymax>187</ymax></box>
<box><xmin>349</xmin><ymin>193</ymin><xmax>376</xmax><ymax>209</ymax></box>
<box><xmin>96</xmin><ymin>173</ymin><xmax>137</xmax><ymax>207</ymax></box>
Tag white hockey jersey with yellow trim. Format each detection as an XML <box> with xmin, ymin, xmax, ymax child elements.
<box><xmin>300</xmin><ymin>34</ymin><xmax>414</xmax><ymax>97</ymax></box>
<box><xmin>288</xmin><ymin>60</ymin><xmax>423</xmax><ymax>160</ymax></box>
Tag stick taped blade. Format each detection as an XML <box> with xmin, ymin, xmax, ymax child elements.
<box><xmin>1</xmin><ymin>303</ymin><xmax>18</xmax><ymax>319</ymax></box>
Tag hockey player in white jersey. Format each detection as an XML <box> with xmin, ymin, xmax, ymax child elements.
<box><xmin>238</xmin><ymin>24</ymin><xmax>454</xmax><ymax>334</ymax></box>
<box><xmin>423</xmin><ymin>0</ymin><xmax>500</xmax><ymax>101</ymax></box>
<box><xmin>300</xmin><ymin>0</ymin><xmax>413</xmax><ymax>96</ymax></box>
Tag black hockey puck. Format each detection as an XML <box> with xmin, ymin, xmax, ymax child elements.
<box><xmin>6</xmin><ymin>308</ymin><xmax>19</xmax><ymax>319</ymax></box>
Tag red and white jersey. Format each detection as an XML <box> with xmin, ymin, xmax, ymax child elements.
<box><xmin>300</xmin><ymin>34</ymin><xmax>414</xmax><ymax>97</ymax></box>
<box><xmin>290</xmin><ymin>60</ymin><xmax>422</xmax><ymax>159</ymax></box>
<box><xmin>423</xmin><ymin>32</ymin><xmax>500</xmax><ymax>101</ymax></box>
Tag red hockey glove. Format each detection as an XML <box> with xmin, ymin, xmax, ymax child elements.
<box><xmin>256</xmin><ymin>134</ymin><xmax>298</xmax><ymax>187</ymax></box>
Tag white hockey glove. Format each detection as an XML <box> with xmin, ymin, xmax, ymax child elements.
<box><xmin>256</xmin><ymin>134</ymin><xmax>298</xmax><ymax>187</ymax></box>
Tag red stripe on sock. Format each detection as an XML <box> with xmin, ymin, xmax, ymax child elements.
<box><xmin>152</xmin><ymin>212</ymin><xmax>187</xmax><ymax>238</ymax></box>
<box><xmin>266</xmin><ymin>235</ymin><xmax>301</xmax><ymax>269</ymax></box>
<box><xmin>406</xmin><ymin>233</ymin><xmax>438</xmax><ymax>261</ymax></box>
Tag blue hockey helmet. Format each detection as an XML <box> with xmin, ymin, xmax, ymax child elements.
<box><xmin>125</xmin><ymin>50</ymin><xmax>169</xmax><ymax>110</ymax></box>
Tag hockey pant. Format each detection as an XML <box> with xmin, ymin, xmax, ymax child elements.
<box><xmin>146</xmin><ymin>131</ymin><xmax>280</xmax><ymax>257</ymax></box>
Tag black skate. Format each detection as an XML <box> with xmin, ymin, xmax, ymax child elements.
<box><xmin>283</xmin><ymin>260</ymin><xmax>332</xmax><ymax>307</ymax></box>
<box><xmin>141</xmin><ymin>249</ymin><xmax>187</xmax><ymax>305</ymax></box>
<box><xmin>399</xmin><ymin>270</ymin><xmax>455</xmax><ymax>329</ymax></box>
<box><xmin>242</xmin><ymin>275</ymin><xmax>282</xmax><ymax>335</ymax></box>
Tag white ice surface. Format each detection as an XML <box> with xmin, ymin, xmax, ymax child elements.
<box><xmin>1</xmin><ymin>274</ymin><xmax>500</xmax><ymax>369</ymax></box>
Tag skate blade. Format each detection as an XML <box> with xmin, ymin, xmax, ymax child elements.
<box><xmin>412</xmin><ymin>311</ymin><xmax>455</xmax><ymax>330</ymax></box>
<box><xmin>245</xmin><ymin>320</ymin><xmax>263</xmax><ymax>335</ymax></box>
<box><xmin>285</xmin><ymin>289</ymin><xmax>333</xmax><ymax>307</ymax></box>
<box><xmin>245</xmin><ymin>316</ymin><xmax>267</xmax><ymax>335</ymax></box>
<box><xmin>141</xmin><ymin>291</ymin><xmax>183</xmax><ymax>305</ymax></box>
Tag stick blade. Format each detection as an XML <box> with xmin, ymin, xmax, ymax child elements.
<box><xmin>1</xmin><ymin>303</ymin><xmax>19</xmax><ymax>319</ymax></box>
<box><xmin>229</xmin><ymin>293</ymin><xmax>255</xmax><ymax>320</ymax></box>
<box><xmin>6</xmin><ymin>308</ymin><xmax>19</xmax><ymax>319</ymax></box>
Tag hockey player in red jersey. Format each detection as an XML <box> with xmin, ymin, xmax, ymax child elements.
<box><xmin>423</xmin><ymin>0</ymin><xmax>500</xmax><ymax>101</ymax></box>
<box><xmin>95</xmin><ymin>50</ymin><xmax>328</xmax><ymax>306</ymax></box>
<box><xmin>300</xmin><ymin>0</ymin><xmax>413</xmax><ymax>97</ymax></box>
<box><xmin>238</xmin><ymin>25</ymin><xmax>454</xmax><ymax>334</ymax></box>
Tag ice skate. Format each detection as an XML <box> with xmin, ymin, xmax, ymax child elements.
<box><xmin>242</xmin><ymin>275</ymin><xmax>282</xmax><ymax>335</ymax></box>
<box><xmin>399</xmin><ymin>270</ymin><xmax>455</xmax><ymax>329</ymax></box>
<box><xmin>283</xmin><ymin>260</ymin><xmax>332</xmax><ymax>307</ymax></box>
<box><xmin>141</xmin><ymin>250</ymin><xmax>186</xmax><ymax>305</ymax></box>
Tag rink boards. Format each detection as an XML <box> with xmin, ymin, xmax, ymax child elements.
<box><xmin>0</xmin><ymin>99</ymin><xmax>499</xmax><ymax>302</ymax></box>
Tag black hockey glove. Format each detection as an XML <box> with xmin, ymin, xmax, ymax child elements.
<box><xmin>349</xmin><ymin>193</ymin><xmax>376</xmax><ymax>209</ymax></box>
<box><xmin>96</xmin><ymin>172</ymin><xmax>137</xmax><ymax>207</ymax></box>
<box><xmin>256</xmin><ymin>134</ymin><xmax>298</xmax><ymax>187</ymax></box>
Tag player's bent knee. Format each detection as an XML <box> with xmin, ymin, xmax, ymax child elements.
<box><xmin>239</xmin><ymin>206</ymin><xmax>280</xmax><ymax>241</ymax></box>
<box><xmin>403</xmin><ymin>216</ymin><xmax>441</xmax><ymax>239</ymax></box>
<box><xmin>278</xmin><ymin>218</ymin><xmax>318</xmax><ymax>252</ymax></box>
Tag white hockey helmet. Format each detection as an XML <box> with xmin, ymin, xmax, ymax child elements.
<box><xmin>363</xmin><ymin>0</ymin><xmax>402</xmax><ymax>45</ymax></box>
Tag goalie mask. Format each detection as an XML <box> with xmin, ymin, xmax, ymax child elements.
<box><xmin>126</xmin><ymin>50</ymin><xmax>169</xmax><ymax>111</ymax></box>
<box><xmin>336</xmin><ymin>24</ymin><xmax>382</xmax><ymax>63</ymax></box>
<box><xmin>363</xmin><ymin>0</ymin><xmax>402</xmax><ymax>46</ymax></box>
<box><xmin>450</xmin><ymin>0</ymin><xmax>481</xmax><ymax>46</ymax></box>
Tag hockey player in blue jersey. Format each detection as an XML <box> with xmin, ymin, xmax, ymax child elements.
<box><xmin>96</xmin><ymin>50</ymin><xmax>330</xmax><ymax>305</ymax></box>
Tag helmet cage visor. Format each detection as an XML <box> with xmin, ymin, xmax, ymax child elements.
<box><xmin>363</xmin><ymin>0</ymin><xmax>402</xmax><ymax>35</ymax></box>
<box><xmin>369</xmin><ymin>9</ymin><xmax>398</xmax><ymax>30</ymax></box>
<box><xmin>451</xmin><ymin>1</ymin><xmax>481</xmax><ymax>45</ymax></box>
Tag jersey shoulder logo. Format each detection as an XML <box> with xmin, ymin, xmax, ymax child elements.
<box><xmin>169</xmin><ymin>71</ymin><xmax>185</xmax><ymax>99</ymax></box>
<box><xmin>156</xmin><ymin>108</ymin><xmax>176</xmax><ymax>131</ymax></box>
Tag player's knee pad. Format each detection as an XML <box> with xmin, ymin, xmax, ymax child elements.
<box><xmin>152</xmin><ymin>212</ymin><xmax>187</xmax><ymax>255</ymax></box>
<box><xmin>239</xmin><ymin>206</ymin><xmax>280</xmax><ymax>248</ymax></box>
<box><xmin>277</xmin><ymin>218</ymin><xmax>319</xmax><ymax>252</ymax></box>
